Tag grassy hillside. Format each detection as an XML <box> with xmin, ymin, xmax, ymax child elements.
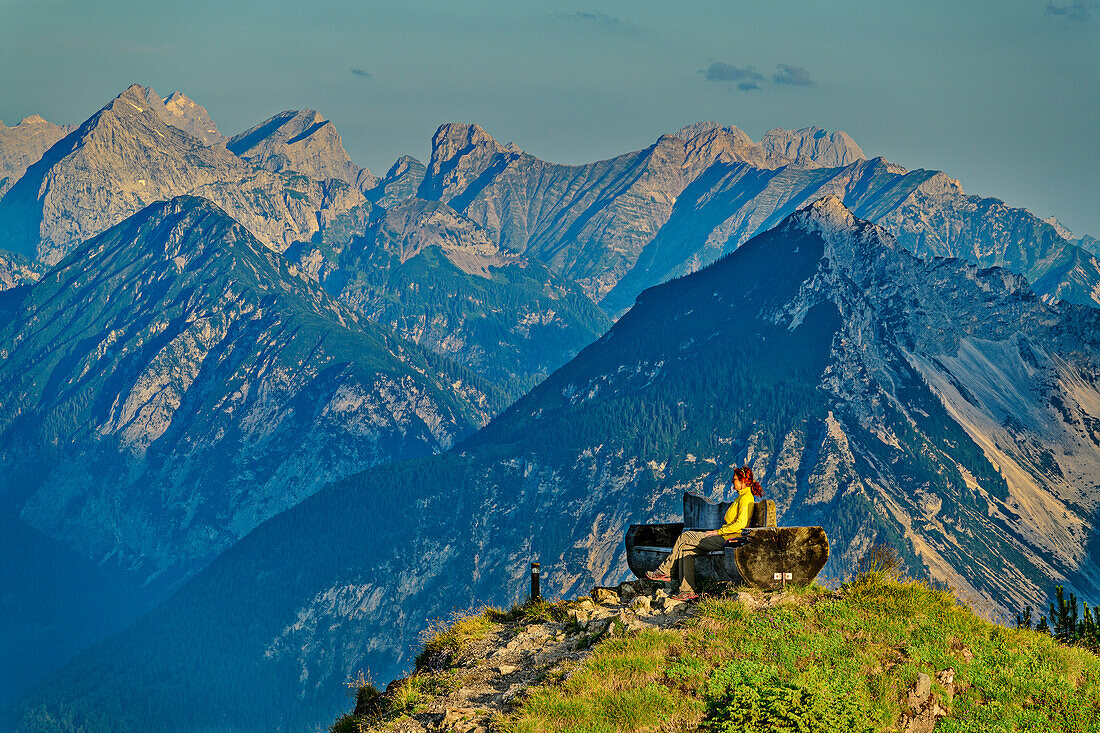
<box><xmin>334</xmin><ymin>577</ymin><xmax>1100</xmax><ymax>733</ymax></box>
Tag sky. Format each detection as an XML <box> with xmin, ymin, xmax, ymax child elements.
<box><xmin>1</xmin><ymin>0</ymin><xmax>1097</xmax><ymax>236</ymax></box>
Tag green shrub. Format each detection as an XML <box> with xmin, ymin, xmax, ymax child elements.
<box><xmin>703</xmin><ymin>663</ymin><xmax>875</xmax><ymax>733</ymax></box>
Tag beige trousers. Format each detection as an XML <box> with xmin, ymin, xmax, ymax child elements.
<box><xmin>656</xmin><ymin>530</ymin><xmax>728</xmax><ymax>592</ymax></box>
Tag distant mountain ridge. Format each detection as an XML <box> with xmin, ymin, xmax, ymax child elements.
<box><xmin>0</xmin><ymin>85</ymin><xmax>365</xmax><ymax>264</ymax></box>
<box><xmin>18</xmin><ymin>199</ymin><xmax>1099</xmax><ymax>732</ymax></box>
<box><xmin>407</xmin><ymin>121</ymin><xmax>1100</xmax><ymax>313</ymax></box>
<box><xmin>0</xmin><ymin>114</ymin><xmax>74</xmax><ymax>198</ymax></box>
<box><xmin>0</xmin><ymin>86</ymin><xmax>1094</xmax><ymax>319</ymax></box>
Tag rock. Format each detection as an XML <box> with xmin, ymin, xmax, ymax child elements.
<box><xmin>442</xmin><ymin>707</ymin><xmax>486</xmax><ymax>733</ymax></box>
<box><xmin>629</xmin><ymin>596</ymin><xmax>652</xmax><ymax>614</ymax></box>
<box><xmin>899</xmin><ymin>670</ymin><xmax>952</xmax><ymax>732</ymax></box>
<box><xmin>495</xmin><ymin>664</ymin><xmax>518</xmax><ymax>676</ymax></box>
<box><xmin>586</xmin><ymin>618</ymin><xmax>610</xmax><ymax>635</ymax></box>
<box><xmin>656</xmin><ymin>596</ymin><xmax>688</xmax><ymax>614</ymax></box>
<box><xmin>502</xmin><ymin>683</ymin><xmax>528</xmax><ymax>704</ymax></box>
<box><xmin>907</xmin><ymin>673</ymin><xmax>932</xmax><ymax>712</ymax></box>
<box><xmin>591</xmin><ymin>588</ymin><xmax>619</xmax><ymax>604</ymax></box>
<box><xmin>735</xmin><ymin>592</ymin><xmax>757</xmax><ymax>608</ymax></box>
<box><xmin>617</xmin><ymin>581</ymin><xmax>641</xmax><ymax>599</ymax></box>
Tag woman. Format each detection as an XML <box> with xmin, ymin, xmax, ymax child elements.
<box><xmin>646</xmin><ymin>465</ymin><xmax>763</xmax><ymax>601</ymax></box>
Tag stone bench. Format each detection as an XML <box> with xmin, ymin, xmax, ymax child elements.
<box><xmin>625</xmin><ymin>492</ymin><xmax>829</xmax><ymax>590</ymax></box>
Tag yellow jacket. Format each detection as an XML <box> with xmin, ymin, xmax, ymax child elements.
<box><xmin>718</xmin><ymin>487</ymin><xmax>756</xmax><ymax>539</ymax></box>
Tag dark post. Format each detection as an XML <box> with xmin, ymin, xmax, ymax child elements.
<box><xmin>531</xmin><ymin>562</ymin><xmax>541</xmax><ymax>601</ymax></box>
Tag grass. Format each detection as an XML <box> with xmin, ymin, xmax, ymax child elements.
<box><xmin>508</xmin><ymin>630</ymin><xmax>705</xmax><ymax>733</ymax></box>
<box><xmin>415</xmin><ymin>609</ymin><xmax>497</xmax><ymax>671</ymax></box>
<box><xmin>500</xmin><ymin>578</ymin><xmax>1100</xmax><ymax>733</ymax></box>
<box><xmin>484</xmin><ymin>597</ymin><xmax>574</xmax><ymax>625</ymax></box>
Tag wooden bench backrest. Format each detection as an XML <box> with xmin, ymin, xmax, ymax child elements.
<box><xmin>683</xmin><ymin>491</ymin><xmax>777</xmax><ymax>530</ymax></box>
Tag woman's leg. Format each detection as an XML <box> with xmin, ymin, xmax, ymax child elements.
<box><xmin>678</xmin><ymin>534</ymin><xmax>728</xmax><ymax>594</ymax></box>
<box><xmin>657</xmin><ymin>531</ymin><xmax>709</xmax><ymax>576</ymax></box>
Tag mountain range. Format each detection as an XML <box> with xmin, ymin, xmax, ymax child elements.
<box><xmin>2</xmin><ymin>84</ymin><xmax>1099</xmax><ymax>729</ymax></box>
<box><xmin>12</xmin><ymin>199</ymin><xmax>1100</xmax><ymax>732</ymax></box>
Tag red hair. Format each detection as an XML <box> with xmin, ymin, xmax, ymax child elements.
<box><xmin>734</xmin><ymin>466</ymin><xmax>763</xmax><ymax>498</ymax></box>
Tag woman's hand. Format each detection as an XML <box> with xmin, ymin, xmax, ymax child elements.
<box><xmin>706</xmin><ymin>530</ymin><xmax>722</xmax><ymax>537</ymax></box>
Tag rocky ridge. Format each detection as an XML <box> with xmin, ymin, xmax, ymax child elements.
<box><xmin>758</xmin><ymin>125</ymin><xmax>867</xmax><ymax>168</ymax></box>
<box><xmin>348</xmin><ymin>582</ymin><xmax>696</xmax><ymax>733</ymax></box>
<box><xmin>0</xmin><ymin>248</ymin><xmax>42</xmax><ymax>290</ymax></box>
<box><xmin>0</xmin><ymin>84</ymin><xmax>365</xmax><ymax>263</ymax></box>
<box><xmin>416</xmin><ymin>122</ymin><xmax>773</xmax><ymax>299</ymax></box>
<box><xmin>288</xmin><ymin>197</ymin><xmax>612</xmax><ymax>398</ymax></box>
<box><xmin>410</xmin><ymin>121</ymin><xmax>1100</xmax><ymax>312</ymax></box>
<box><xmin>602</xmin><ymin>157</ymin><xmax>1100</xmax><ymax>313</ymax></box>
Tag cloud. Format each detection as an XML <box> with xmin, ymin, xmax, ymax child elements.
<box><xmin>703</xmin><ymin>62</ymin><xmax>765</xmax><ymax>84</ymax></box>
<box><xmin>738</xmin><ymin>82</ymin><xmax>761</xmax><ymax>91</ymax></box>
<box><xmin>773</xmin><ymin>64</ymin><xmax>813</xmax><ymax>86</ymax></box>
<box><xmin>1046</xmin><ymin>0</ymin><xmax>1093</xmax><ymax>20</ymax></box>
<box><xmin>350</xmin><ymin>68</ymin><xmax>371</xmax><ymax>79</ymax></box>
<box><xmin>557</xmin><ymin>10</ymin><xmax>620</xmax><ymax>25</ymax></box>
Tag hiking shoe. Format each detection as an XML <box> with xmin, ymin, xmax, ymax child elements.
<box><xmin>670</xmin><ymin>591</ymin><xmax>699</xmax><ymax>601</ymax></box>
<box><xmin>646</xmin><ymin>570</ymin><xmax>671</xmax><ymax>582</ymax></box>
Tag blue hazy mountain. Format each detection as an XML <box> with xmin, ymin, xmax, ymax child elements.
<box><xmin>0</xmin><ymin>195</ymin><xmax>507</xmax><ymax>704</ymax></box>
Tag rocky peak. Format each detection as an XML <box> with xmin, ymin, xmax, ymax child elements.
<box><xmin>675</xmin><ymin>121</ymin><xmax>755</xmax><ymax>149</ymax></box>
<box><xmin>760</xmin><ymin>126</ymin><xmax>867</xmax><ymax>168</ymax></box>
<box><xmin>429</xmin><ymin>123</ymin><xmax>511</xmax><ymax>168</ymax></box>
<box><xmin>421</xmin><ymin>123</ymin><xmax>518</xmax><ymax>203</ymax></box>
<box><xmin>0</xmin><ymin>85</ymin><xmax>366</xmax><ymax>263</ymax></box>
<box><xmin>158</xmin><ymin>90</ymin><xmax>225</xmax><ymax>146</ymax></box>
<box><xmin>386</xmin><ymin>155</ymin><xmax>424</xmax><ymax>179</ymax></box>
<box><xmin>227</xmin><ymin>108</ymin><xmax>368</xmax><ymax>186</ymax></box>
<box><xmin>112</xmin><ymin>84</ymin><xmax>160</xmax><ymax>115</ymax></box>
<box><xmin>0</xmin><ymin>113</ymin><xmax>73</xmax><ymax>197</ymax></box>
<box><xmin>367</xmin><ymin>155</ymin><xmax>426</xmax><ymax>208</ymax></box>
<box><xmin>1042</xmin><ymin>216</ymin><xmax>1075</xmax><ymax>240</ymax></box>
<box><xmin>789</xmin><ymin>194</ymin><xmax>862</xmax><ymax>236</ymax></box>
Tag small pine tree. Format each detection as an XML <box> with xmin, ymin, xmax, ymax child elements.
<box><xmin>1016</xmin><ymin>605</ymin><xmax>1033</xmax><ymax>631</ymax></box>
<box><xmin>1051</xmin><ymin>586</ymin><xmax>1079</xmax><ymax>644</ymax></box>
